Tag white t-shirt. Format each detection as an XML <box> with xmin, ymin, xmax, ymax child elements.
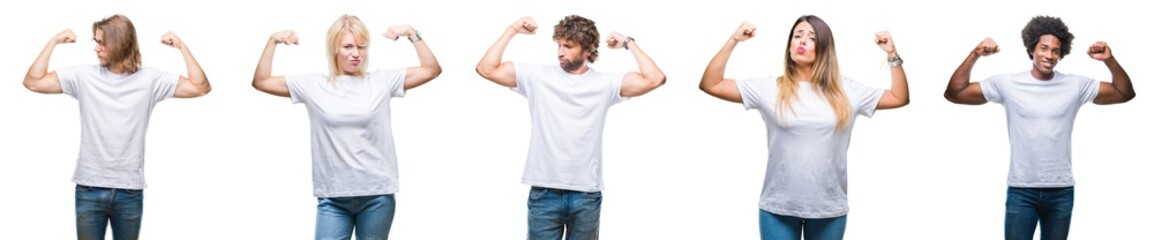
<box><xmin>980</xmin><ymin>71</ymin><xmax>1099</xmax><ymax>188</ymax></box>
<box><xmin>513</xmin><ymin>63</ymin><xmax>627</xmax><ymax>192</ymax></box>
<box><xmin>286</xmin><ymin>69</ymin><xmax>406</xmax><ymax>198</ymax></box>
<box><xmin>58</xmin><ymin>65</ymin><xmax>180</xmax><ymax>190</ymax></box>
<box><xmin>736</xmin><ymin>76</ymin><xmax>883</xmax><ymax>219</ymax></box>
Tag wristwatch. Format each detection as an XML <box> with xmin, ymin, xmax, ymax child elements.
<box><xmin>623</xmin><ymin>37</ymin><xmax>634</xmax><ymax>50</ymax></box>
<box><xmin>887</xmin><ymin>55</ymin><xmax>903</xmax><ymax>67</ymax></box>
<box><xmin>408</xmin><ymin>30</ymin><xmax>422</xmax><ymax>43</ymax></box>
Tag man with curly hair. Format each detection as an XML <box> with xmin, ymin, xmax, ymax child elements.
<box><xmin>476</xmin><ymin>15</ymin><xmax>666</xmax><ymax>239</ymax></box>
<box><xmin>944</xmin><ymin>15</ymin><xmax>1135</xmax><ymax>240</ymax></box>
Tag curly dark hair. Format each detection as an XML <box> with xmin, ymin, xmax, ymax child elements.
<box><xmin>553</xmin><ymin>15</ymin><xmax>600</xmax><ymax>63</ymax></box>
<box><xmin>1021</xmin><ymin>15</ymin><xmax>1074</xmax><ymax>60</ymax></box>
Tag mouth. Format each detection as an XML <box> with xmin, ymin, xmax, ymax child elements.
<box><xmin>1040</xmin><ymin>60</ymin><xmax>1054</xmax><ymax>69</ymax></box>
<box><xmin>796</xmin><ymin>47</ymin><xmax>806</xmax><ymax>54</ymax></box>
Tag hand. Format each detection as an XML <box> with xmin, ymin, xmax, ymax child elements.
<box><xmin>54</xmin><ymin>29</ymin><xmax>77</xmax><ymax>44</ymax></box>
<box><xmin>606</xmin><ymin>31</ymin><xmax>628</xmax><ymax>49</ymax></box>
<box><xmin>160</xmin><ymin>31</ymin><xmax>184</xmax><ymax>48</ymax></box>
<box><xmin>875</xmin><ymin>31</ymin><xmax>898</xmax><ymax>59</ymax></box>
<box><xmin>1087</xmin><ymin>41</ymin><xmax>1113</xmax><ymax>61</ymax></box>
<box><xmin>270</xmin><ymin>30</ymin><xmax>299</xmax><ymax>45</ymax></box>
<box><xmin>509</xmin><ymin>16</ymin><xmax>537</xmax><ymax>34</ymax></box>
<box><xmin>732</xmin><ymin>21</ymin><xmax>756</xmax><ymax>42</ymax></box>
<box><xmin>973</xmin><ymin>37</ymin><xmax>999</xmax><ymax>57</ymax></box>
<box><xmin>384</xmin><ymin>25</ymin><xmax>415</xmax><ymax>41</ymax></box>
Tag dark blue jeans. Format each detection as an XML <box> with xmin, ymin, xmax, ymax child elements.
<box><xmin>527</xmin><ymin>186</ymin><xmax>602</xmax><ymax>240</ymax></box>
<box><xmin>758</xmin><ymin>210</ymin><xmax>847</xmax><ymax>240</ymax></box>
<box><xmin>75</xmin><ymin>185</ymin><xmax>144</xmax><ymax>240</ymax></box>
<box><xmin>1005</xmin><ymin>187</ymin><xmax>1074</xmax><ymax>240</ymax></box>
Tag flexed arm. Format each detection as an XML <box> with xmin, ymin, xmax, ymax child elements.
<box><xmin>384</xmin><ymin>25</ymin><xmax>442</xmax><ymax>90</ymax></box>
<box><xmin>23</xmin><ymin>30</ymin><xmax>76</xmax><ymax>94</ymax></box>
<box><xmin>252</xmin><ymin>30</ymin><xmax>299</xmax><ymax>98</ymax></box>
<box><xmin>944</xmin><ymin>38</ymin><xmax>998</xmax><ymax>105</ymax></box>
<box><xmin>162</xmin><ymin>32</ymin><xmax>212</xmax><ymax>98</ymax></box>
<box><xmin>475</xmin><ymin>17</ymin><xmax>536</xmax><ymax>88</ymax></box>
<box><xmin>699</xmin><ymin>22</ymin><xmax>756</xmax><ymax>103</ymax></box>
<box><xmin>874</xmin><ymin>31</ymin><xmax>909</xmax><ymax>110</ymax></box>
<box><xmin>1087</xmin><ymin>42</ymin><xmax>1136</xmax><ymax>104</ymax></box>
<box><xmin>607</xmin><ymin>32</ymin><xmax>666</xmax><ymax>97</ymax></box>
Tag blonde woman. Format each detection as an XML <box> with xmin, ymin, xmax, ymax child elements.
<box><xmin>699</xmin><ymin>15</ymin><xmax>908</xmax><ymax>240</ymax></box>
<box><xmin>252</xmin><ymin>15</ymin><xmax>441</xmax><ymax>239</ymax></box>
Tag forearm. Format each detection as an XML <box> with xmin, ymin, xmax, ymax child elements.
<box><xmin>25</xmin><ymin>40</ymin><xmax>58</xmax><ymax>83</ymax></box>
<box><xmin>253</xmin><ymin>39</ymin><xmax>279</xmax><ymax>84</ymax></box>
<box><xmin>626</xmin><ymin>41</ymin><xmax>665</xmax><ymax>85</ymax></box>
<box><xmin>700</xmin><ymin>38</ymin><xmax>738</xmax><ymax>90</ymax></box>
<box><xmin>412</xmin><ymin>40</ymin><xmax>441</xmax><ymax>75</ymax></box>
<box><xmin>179</xmin><ymin>44</ymin><xmax>209</xmax><ymax>90</ymax></box>
<box><xmin>946</xmin><ymin>52</ymin><xmax>980</xmax><ymax>96</ymax></box>
<box><xmin>889</xmin><ymin>65</ymin><xmax>909</xmax><ymax>102</ymax></box>
<box><xmin>1104</xmin><ymin>57</ymin><xmax>1135</xmax><ymax>99</ymax></box>
<box><xmin>476</xmin><ymin>28</ymin><xmax>517</xmax><ymax>74</ymax></box>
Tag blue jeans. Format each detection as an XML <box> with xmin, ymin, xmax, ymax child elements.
<box><xmin>759</xmin><ymin>210</ymin><xmax>847</xmax><ymax>240</ymax></box>
<box><xmin>527</xmin><ymin>186</ymin><xmax>602</xmax><ymax>240</ymax></box>
<box><xmin>315</xmin><ymin>194</ymin><xmax>396</xmax><ymax>240</ymax></box>
<box><xmin>1005</xmin><ymin>187</ymin><xmax>1074</xmax><ymax>240</ymax></box>
<box><xmin>75</xmin><ymin>184</ymin><xmax>144</xmax><ymax>240</ymax></box>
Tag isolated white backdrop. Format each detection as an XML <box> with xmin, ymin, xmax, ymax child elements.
<box><xmin>1</xmin><ymin>0</ymin><xmax>1148</xmax><ymax>239</ymax></box>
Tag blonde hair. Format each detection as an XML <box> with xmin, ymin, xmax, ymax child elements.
<box><xmin>776</xmin><ymin>15</ymin><xmax>852</xmax><ymax>130</ymax></box>
<box><xmin>326</xmin><ymin>14</ymin><xmax>371</xmax><ymax>80</ymax></box>
<box><xmin>92</xmin><ymin>14</ymin><xmax>141</xmax><ymax>73</ymax></box>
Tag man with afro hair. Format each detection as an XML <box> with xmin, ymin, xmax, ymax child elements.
<box><xmin>944</xmin><ymin>15</ymin><xmax>1136</xmax><ymax>240</ymax></box>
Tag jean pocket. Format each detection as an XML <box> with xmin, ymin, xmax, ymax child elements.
<box><xmin>583</xmin><ymin>191</ymin><xmax>602</xmax><ymax>199</ymax></box>
<box><xmin>529</xmin><ymin>187</ymin><xmax>549</xmax><ymax>201</ymax></box>
<box><xmin>76</xmin><ymin>185</ymin><xmax>94</xmax><ymax>192</ymax></box>
<box><xmin>121</xmin><ymin>189</ymin><xmax>143</xmax><ymax>195</ymax></box>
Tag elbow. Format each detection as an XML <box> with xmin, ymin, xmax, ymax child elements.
<box><xmin>474</xmin><ymin>65</ymin><xmax>489</xmax><ymax>79</ymax></box>
<box><xmin>651</xmin><ymin>74</ymin><xmax>667</xmax><ymax>88</ymax></box>
<box><xmin>943</xmin><ymin>91</ymin><xmax>962</xmax><ymax>104</ymax></box>
<box><xmin>1121</xmin><ymin>92</ymin><xmax>1136</xmax><ymax>103</ymax></box>
<box><xmin>430</xmin><ymin>65</ymin><xmax>443</xmax><ymax>79</ymax></box>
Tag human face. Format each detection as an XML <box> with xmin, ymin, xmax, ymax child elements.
<box><xmin>336</xmin><ymin>31</ymin><xmax>367</xmax><ymax>75</ymax></box>
<box><xmin>1030</xmin><ymin>34</ymin><xmax>1061</xmax><ymax>80</ymax></box>
<box><xmin>556</xmin><ymin>38</ymin><xmax>588</xmax><ymax>73</ymax></box>
<box><xmin>93</xmin><ymin>29</ymin><xmax>109</xmax><ymax>66</ymax></box>
<box><xmin>789</xmin><ymin>21</ymin><xmax>817</xmax><ymax>66</ymax></box>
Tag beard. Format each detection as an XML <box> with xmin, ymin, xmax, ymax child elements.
<box><xmin>560</xmin><ymin>57</ymin><xmax>585</xmax><ymax>72</ymax></box>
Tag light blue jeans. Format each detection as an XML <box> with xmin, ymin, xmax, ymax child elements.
<box><xmin>1005</xmin><ymin>187</ymin><xmax>1074</xmax><ymax>240</ymax></box>
<box><xmin>527</xmin><ymin>186</ymin><xmax>602</xmax><ymax>240</ymax></box>
<box><xmin>759</xmin><ymin>210</ymin><xmax>847</xmax><ymax>240</ymax></box>
<box><xmin>75</xmin><ymin>184</ymin><xmax>144</xmax><ymax>240</ymax></box>
<box><xmin>315</xmin><ymin>194</ymin><xmax>396</xmax><ymax>240</ymax></box>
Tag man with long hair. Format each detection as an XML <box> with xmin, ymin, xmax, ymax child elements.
<box><xmin>23</xmin><ymin>14</ymin><xmax>211</xmax><ymax>239</ymax></box>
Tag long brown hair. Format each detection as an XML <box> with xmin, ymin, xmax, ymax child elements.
<box><xmin>92</xmin><ymin>14</ymin><xmax>141</xmax><ymax>73</ymax></box>
<box><xmin>776</xmin><ymin>15</ymin><xmax>852</xmax><ymax>130</ymax></box>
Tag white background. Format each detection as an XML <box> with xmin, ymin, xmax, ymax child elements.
<box><xmin>1</xmin><ymin>0</ymin><xmax>1149</xmax><ymax>239</ymax></box>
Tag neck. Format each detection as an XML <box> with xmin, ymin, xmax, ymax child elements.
<box><xmin>1030</xmin><ymin>68</ymin><xmax>1054</xmax><ymax>80</ymax></box>
<box><xmin>794</xmin><ymin>64</ymin><xmax>814</xmax><ymax>82</ymax></box>
<box><xmin>565</xmin><ymin>65</ymin><xmax>590</xmax><ymax>75</ymax></box>
<box><xmin>105</xmin><ymin>65</ymin><xmax>126</xmax><ymax>74</ymax></box>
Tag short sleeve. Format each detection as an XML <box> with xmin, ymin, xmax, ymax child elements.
<box><xmin>511</xmin><ymin>62</ymin><xmax>531</xmax><ymax>97</ymax></box>
<box><xmin>372</xmin><ymin>69</ymin><xmax>406</xmax><ymax>98</ymax></box>
<box><xmin>286</xmin><ymin>74</ymin><xmax>326</xmax><ymax>104</ymax></box>
<box><xmin>1076</xmin><ymin>75</ymin><xmax>1101</xmax><ymax>104</ymax></box>
<box><xmin>57</xmin><ymin>65</ymin><xmax>82</xmax><ymax>98</ymax></box>
<box><xmin>609</xmin><ymin>72</ymin><xmax>628</xmax><ymax>105</ymax></box>
<box><xmin>149</xmin><ymin>68</ymin><xmax>180</xmax><ymax>103</ymax></box>
<box><xmin>980</xmin><ymin>74</ymin><xmax>1009</xmax><ymax>104</ymax></box>
<box><xmin>736</xmin><ymin>77</ymin><xmax>774</xmax><ymax>110</ymax></box>
<box><xmin>840</xmin><ymin>77</ymin><xmax>884</xmax><ymax>118</ymax></box>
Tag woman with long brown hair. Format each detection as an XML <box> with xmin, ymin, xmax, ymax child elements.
<box><xmin>699</xmin><ymin>15</ymin><xmax>909</xmax><ymax>239</ymax></box>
